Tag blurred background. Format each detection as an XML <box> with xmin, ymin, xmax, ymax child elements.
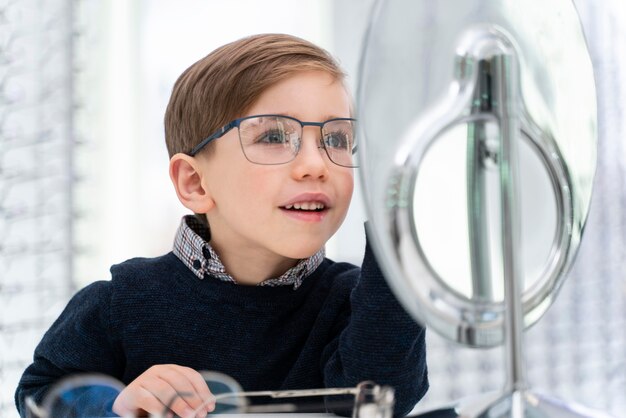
<box><xmin>0</xmin><ymin>0</ymin><xmax>624</xmax><ymax>417</ymax></box>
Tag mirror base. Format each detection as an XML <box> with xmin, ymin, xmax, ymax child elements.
<box><xmin>410</xmin><ymin>390</ymin><xmax>613</xmax><ymax>418</ymax></box>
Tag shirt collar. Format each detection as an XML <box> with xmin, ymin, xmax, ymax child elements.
<box><xmin>172</xmin><ymin>215</ymin><xmax>324</xmax><ymax>289</ymax></box>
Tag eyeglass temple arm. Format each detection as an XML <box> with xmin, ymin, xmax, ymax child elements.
<box><xmin>189</xmin><ymin>121</ymin><xmax>237</xmax><ymax>156</ymax></box>
<box><xmin>188</xmin><ymin>385</ymin><xmax>369</xmax><ymax>416</ymax></box>
<box><xmin>214</xmin><ymin>385</ymin><xmax>361</xmax><ymax>401</ymax></box>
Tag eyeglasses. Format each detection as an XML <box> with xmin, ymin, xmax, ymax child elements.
<box><xmin>188</xmin><ymin>114</ymin><xmax>358</xmax><ymax>168</ymax></box>
<box><xmin>26</xmin><ymin>371</ymin><xmax>395</xmax><ymax>418</ymax></box>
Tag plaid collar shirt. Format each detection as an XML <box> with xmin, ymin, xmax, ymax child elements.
<box><xmin>172</xmin><ymin>215</ymin><xmax>325</xmax><ymax>289</ymax></box>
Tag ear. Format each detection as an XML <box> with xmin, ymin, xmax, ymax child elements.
<box><xmin>169</xmin><ymin>153</ymin><xmax>215</xmax><ymax>213</ymax></box>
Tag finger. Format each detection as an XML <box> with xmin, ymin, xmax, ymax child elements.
<box><xmin>143</xmin><ymin>377</ymin><xmax>197</xmax><ymax>418</ymax></box>
<box><xmin>156</xmin><ymin>366</ymin><xmax>210</xmax><ymax>415</ymax></box>
<box><xmin>117</xmin><ymin>386</ymin><xmax>171</xmax><ymax>417</ymax></box>
<box><xmin>178</xmin><ymin>367</ymin><xmax>216</xmax><ymax>413</ymax></box>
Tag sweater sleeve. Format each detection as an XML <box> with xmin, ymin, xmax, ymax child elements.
<box><xmin>14</xmin><ymin>281</ymin><xmax>123</xmax><ymax>417</ymax></box>
<box><xmin>321</xmin><ymin>225</ymin><xmax>429</xmax><ymax>417</ymax></box>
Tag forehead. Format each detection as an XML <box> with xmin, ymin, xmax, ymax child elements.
<box><xmin>244</xmin><ymin>71</ymin><xmax>351</xmax><ymax>120</ymax></box>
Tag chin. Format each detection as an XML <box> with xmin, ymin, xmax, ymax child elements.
<box><xmin>274</xmin><ymin>230</ymin><xmax>334</xmax><ymax>259</ymax></box>
<box><xmin>280</xmin><ymin>244</ymin><xmax>325</xmax><ymax>260</ymax></box>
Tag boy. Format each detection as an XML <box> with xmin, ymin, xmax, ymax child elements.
<box><xmin>16</xmin><ymin>34</ymin><xmax>428</xmax><ymax>417</ymax></box>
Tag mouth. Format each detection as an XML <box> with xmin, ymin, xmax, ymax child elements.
<box><xmin>279</xmin><ymin>194</ymin><xmax>331</xmax><ymax>222</ymax></box>
<box><xmin>281</xmin><ymin>201</ymin><xmax>326</xmax><ymax>212</ymax></box>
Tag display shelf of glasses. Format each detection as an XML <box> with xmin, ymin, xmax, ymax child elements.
<box><xmin>0</xmin><ymin>0</ymin><xmax>78</xmax><ymax>416</ymax></box>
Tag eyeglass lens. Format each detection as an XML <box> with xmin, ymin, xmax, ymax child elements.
<box><xmin>238</xmin><ymin>116</ymin><xmax>357</xmax><ymax>167</ymax></box>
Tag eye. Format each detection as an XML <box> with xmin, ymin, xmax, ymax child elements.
<box><xmin>255</xmin><ymin>129</ymin><xmax>288</xmax><ymax>145</ymax></box>
<box><xmin>324</xmin><ymin>131</ymin><xmax>351</xmax><ymax>150</ymax></box>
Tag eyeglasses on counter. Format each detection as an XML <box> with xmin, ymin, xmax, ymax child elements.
<box><xmin>25</xmin><ymin>370</ymin><xmax>395</xmax><ymax>418</ymax></box>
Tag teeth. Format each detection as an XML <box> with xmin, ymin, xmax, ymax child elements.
<box><xmin>284</xmin><ymin>202</ymin><xmax>325</xmax><ymax>211</ymax></box>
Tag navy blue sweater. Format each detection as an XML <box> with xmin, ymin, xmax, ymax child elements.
<box><xmin>16</xmin><ymin>240</ymin><xmax>428</xmax><ymax>417</ymax></box>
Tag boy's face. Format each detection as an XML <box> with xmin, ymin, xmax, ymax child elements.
<box><xmin>200</xmin><ymin>71</ymin><xmax>354</xmax><ymax>264</ymax></box>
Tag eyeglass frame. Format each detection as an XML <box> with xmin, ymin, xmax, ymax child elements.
<box><xmin>187</xmin><ymin>114</ymin><xmax>358</xmax><ymax>167</ymax></box>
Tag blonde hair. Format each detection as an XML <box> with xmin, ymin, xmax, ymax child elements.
<box><xmin>164</xmin><ymin>33</ymin><xmax>345</xmax><ymax>157</ymax></box>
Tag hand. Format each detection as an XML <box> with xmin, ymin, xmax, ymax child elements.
<box><xmin>112</xmin><ymin>364</ymin><xmax>215</xmax><ymax>418</ymax></box>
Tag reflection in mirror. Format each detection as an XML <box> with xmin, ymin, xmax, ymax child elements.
<box><xmin>412</xmin><ymin>121</ymin><xmax>558</xmax><ymax>302</ymax></box>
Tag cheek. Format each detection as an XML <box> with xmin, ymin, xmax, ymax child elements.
<box><xmin>228</xmin><ymin>178</ymin><xmax>252</xmax><ymax>206</ymax></box>
<box><xmin>224</xmin><ymin>167</ymin><xmax>276</xmax><ymax>210</ymax></box>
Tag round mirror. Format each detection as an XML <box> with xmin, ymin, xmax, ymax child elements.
<box><xmin>357</xmin><ymin>0</ymin><xmax>596</xmax><ymax>347</ymax></box>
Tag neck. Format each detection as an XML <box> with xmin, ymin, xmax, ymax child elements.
<box><xmin>209</xmin><ymin>240</ymin><xmax>299</xmax><ymax>286</ymax></box>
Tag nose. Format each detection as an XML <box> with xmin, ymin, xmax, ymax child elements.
<box><xmin>290</xmin><ymin>127</ymin><xmax>329</xmax><ymax>180</ymax></box>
